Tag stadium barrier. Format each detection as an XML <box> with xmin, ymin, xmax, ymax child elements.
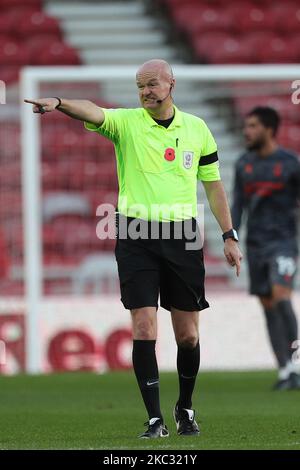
<box><xmin>0</xmin><ymin>292</ymin><xmax>299</xmax><ymax>374</ymax></box>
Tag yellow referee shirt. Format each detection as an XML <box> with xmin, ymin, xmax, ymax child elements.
<box><xmin>85</xmin><ymin>105</ymin><xmax>220</xmax><ymax>221</ymax></box>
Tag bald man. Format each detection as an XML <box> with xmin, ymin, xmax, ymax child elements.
<box><xmin>25</xmin><ymin>60</ymin><xmax>242</xmax><ymax>439</ymax></box>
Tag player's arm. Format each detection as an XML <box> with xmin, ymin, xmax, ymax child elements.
<box><xmin>202</xmin><ymin>179</ymin><xmax>243</xmax><ymax>276</ymax></box>
<box><xmin>24</xmin><ymin>97</ymin><xmax>104</xmax><ymax>126</ymax></box>
<box><xmin>231</xmin><ymin>161</ymin><xmax>245</xmax><ymax>232</ymax></box>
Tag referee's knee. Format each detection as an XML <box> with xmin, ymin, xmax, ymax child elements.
<box><xmin>131</xmin><ymin>313</ymin><xmax>157</xmax><ymax>340</ymax></box>
<box><xmin>176</xmin><ymin>334</ymin><xmax>199</xmax><ymax>349</ymax></box>
<box><xmin>133</xmin><ymin>326</ymin><xmax>156</xmax><ymax>340</ymax></box>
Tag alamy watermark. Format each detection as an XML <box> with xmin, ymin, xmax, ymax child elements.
<box><xmin>291</xmin><ymin>80</ymin><xmax>300</xmax><ymax>104</ymax></box>
<box><xmin>95</xmin><ymin>201</ymin><xmax>205</xmax><ymax>250</ymax></box>
<box><xmin>0</xmin><ymin>80</ymin><xmax>6</xmax><ymax>104</ymax></box>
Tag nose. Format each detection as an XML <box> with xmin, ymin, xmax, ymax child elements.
<box><xmin>142</xmin><ymin>86</ymin><xmax>151</xmax><ymax>97</ymax></box>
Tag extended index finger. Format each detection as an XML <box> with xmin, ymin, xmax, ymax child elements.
<box><xmin>24</xmin><ymin>99</ymin><xmax>41</xmax><ymax>106</ymax></box>
<box><xmin>235</xmin><ymin>258</ymin><xmax>241</xmax><ymax>277</ymax></box>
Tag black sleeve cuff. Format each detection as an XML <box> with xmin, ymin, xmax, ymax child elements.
<box><xmin>199</xmin><ymin>151</ymin><xmax>218</xmax><ymax>166</ymax></box>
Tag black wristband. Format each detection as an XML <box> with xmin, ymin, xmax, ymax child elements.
<box><xmin>222</xmin><ymin>229</ymin><xmax>239</xmax><ymax>242</ymax></box>
<box><xmin>53</xmin><ymin>97</ymin><xmax>62</xmax><ymax>109</ymax></box>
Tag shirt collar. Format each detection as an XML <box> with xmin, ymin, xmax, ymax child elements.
<box><xmin>142</xmin><ymin>105</ymin><xmax>182</xmax><ymax>129</ymax></box>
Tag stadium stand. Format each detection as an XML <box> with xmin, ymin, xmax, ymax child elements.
<box><xmin>1</xmin><ymin>0</ymin><xmax>299</xmax><ymax>295</ymax></box>
<box><xmin>157</xmin><ymin>0</ymin><xmax>300</xmax><ymax>64</ymax></box>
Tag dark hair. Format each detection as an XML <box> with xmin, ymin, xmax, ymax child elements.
<box><xmin>246</xmin><ymin>106</ymin><xmax>281</xmax><ymax>136</ymax></box>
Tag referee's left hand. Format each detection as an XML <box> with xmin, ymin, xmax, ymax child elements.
<box><xmin>224</xmin><ymin>239</ymin><xmax>243</xmax><ymax>276</ymax></box>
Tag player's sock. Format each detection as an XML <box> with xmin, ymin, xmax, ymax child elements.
<box><xmin>275</xmin><ymin>299</ymin><xmax>298</xmax><ymax>360</ymax></box>
<box><xmin>287</xmin><ymin>360</ymin><xmax>300</xmax><ymax>375</ymax></box>
<box><xmin>132</xmin><ymin>339</ymin><xmax>162</xmax><ymax>420</ymax></box>
<box><xmin>177</xmin><ymin>341</ymin><xmax>200</xmax><ymax>409</ymax></box>
<box><xmin>263</xmin><ymin>307</ymin><xmax>289</xmax><ymax>368</ymax></box>
<box><xmin>278</xmin><ymin>364</ymin><xmax>290</xmax><ymax>380</ymax></box>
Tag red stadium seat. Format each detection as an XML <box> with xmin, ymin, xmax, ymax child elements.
<box><xmin>169</xmin><ymin>2</ymin><xmax>233</xmax><ymax>33</ymax></box>
<box><xmin>260</xmin><ymin>97</ymin><xmax>300</xmax><ymax>124</ymax></box>
<box><xmin>43</xmin><ymin>217</ymin><xmax>103</xmax><ymax>259</ymax></box>
<box><xmin>26</xmin><ymin>36</ymin><xmax>70</xmax><ymax>64</ymax></box>
<box><xmin>0</xmin><ymin>162</ymin><xmax>21</xmax><ymax>187</ymax></box>
<box><xmin>241</xmin><ymin>31</ymin><xmax>300</xmax><ymax>63</ymax></box>
<box><xmin>33</xmin><ymin>41</ymin><xmax>80</xmax><ymax>65</ymax></box>
<box><xmin>42</xmin><ymin>162</ymin><xmax>59</xmax><ymax>189</ymax></box>
<box><xmin>289</xmin><ymin>35</ymin><xmax>300</xmax><ymax>61</ymax></box>
<box><xmin>0</xmin><ymin>192</ymin><xmax>22</xmax><ymax>219</ymax></box>
<box><xmin>226</xmin><ymin>4</ymin><xmax>277</xmax><ymax>33</ymax></box>
<box><xmin>0</xmin><ymin>40</ymin><xmax>30</xmax><ymax>65</ymax></box>
<box><xmin>0</xmin><ymin>33</ymin><xmax>15</xmax><ymax>43</ymax></box>
<box><xmin>42</xmin><ymin>127</ymin><xmax>84</xmax><ymax>158</ymax></box>
<box><xmin>233</xmin><ymin>96</ymin><xmax>261</xmax><ymax>117</ymax></box>
<box><xmin>0</xmin><ymin>229</ymin><xmax>10</xmax><ymax>279</ymax></box>
<box><xmin>0</xmin><ymin>7</ymin><xmax>44</xmax><ymax>35</ymax></box>
<box><xmin>234</xmin><ymin>95</ymin><xmax>300</xmax><ymax>124</ymax></box>
<box><xmin>278</xmin><ymin>124</ymin><xmax>300</xmax><ymax>151</ymax></box>
<box><xmin>161</xmin><ymin>0</ymin><xmax>300</xmax><ymax>65</ymax></box>
<box><xmin>0</xmin><ymin>11</ymin><xmax>18</xmax><ymax>34</ymax></box>
<box><xmin>17</xmin><ymin>11</ymin><xmax>61</xmax><ymax>37</ymax></box>
<box><xmin>162</xmin><ymin>0</ymin><xmax>234</xmax><ymax>9</ymax></box>
<box><xmin>250</xmin><ymin>0</ymin><xmax>274</xmax><ymax>3</ymax></box>
<box><xmin>85</xmin><ymin>189</ymin><xmax>118</xmax><ymax>213</ymax></box>
<box><xmin>0</xmin><ymin>0</ymin><xmax>41</xmax><ymax>7</ymax></box>
<box><xmin>0</xmin><ymin>0</ymin><xmax>84</xmax><ymax>291</ymax></box>
<box><xmin>42</xmin><ymin>154</ymin><xmax>117</xmax><ymax>191</ymax></box>
<box><xmin>40</xmin><ymin>118</ymin><xmax>115</xmax><ymax>163</ymax></box>
<box><xmin>211</xmin><ymin>39</ymin><xmax>255</xmax><ymax>64</ymax></box>
<box><xmin>0</xmin><ymin>122</ymin><xmax>20</xmax><ymax>158</ymax></box>
<box><xmin>271</xmin><ymin>4</ymin><xmax>300</xmax><ymax>33</ymax></box>
<box><xmin>256</xmin><ymin>36</ymin><xmax>298</xmax><ymax>63</ymax></box>
<box><xmin>232</xmin><ymin>94</ymin><xmax>300</xmax><ymax>150</ymax></box>
<box><xmin>170</xmin><ymin>4</ymin><xmax>206</xmax><ymax>33</ymax></box>
<box><xmin>40</xmin><ymin>111</ymin><xmax>74</xmax><ymax>126</ymax></box>
<box><xmin>0</xmin><ymin>65</ymin><xmax>19</xmax><ymax>84</ymax></box>
<box><xmin>192</xmin><ymin>32</ymin><xmax>232</xmax><ymax>58</ymax></box>
<box><xmin>174</xmin><ymin>5</ymin><xmax>233</xmax><ymax>36</ymax></box>
<box><xmin>25</xmin><ymin>34</ymin><xmax>62</xmax><ymax>52</ymax></box>
<box><xmin>193</xmin><ymin>33</ymin><xmax>255</xmax><ymax>64</ymax></box>
<box><xmin>242</xmin><ymin>31</ymin><xmax>280</xmax><ymax>51</ymax></box>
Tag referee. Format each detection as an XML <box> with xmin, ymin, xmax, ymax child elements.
<box><xmin>25</xmin><ymin>60</ymin><xmax>242</xmax><ymax>438</ymax></box>
<box><xmin>232</xmin><ymin>107</ymin><xmax>300</xmax><ymax>390</ymax></box>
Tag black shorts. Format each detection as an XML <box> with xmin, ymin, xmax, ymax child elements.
<box><xmin>247</xmin><ymin>246</ymin><xmax>298</xmax><ymax>297</ymax></box>
<box><xmin>114</xmin><ymin>215</ymin><xmax>209</xmax><ymax>312</ymax></box>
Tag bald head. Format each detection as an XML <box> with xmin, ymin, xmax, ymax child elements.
<box><xmin>136</xmin><ymin>59</ymin><xmax>174</xmax><ymax>81</ymax></box>
<box><xmin>136</xmin><ymin>59</ymin><xmax>175</xmax><ymax>115</ymax></box>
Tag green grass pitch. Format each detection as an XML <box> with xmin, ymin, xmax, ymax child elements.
<box><xmin>0</xmin><ymin>370</ymin><xmax>299</xmax><ymax>450</ymax></box>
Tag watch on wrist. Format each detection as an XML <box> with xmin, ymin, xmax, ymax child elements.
<box><xmin>53</xmin><ymin>97</ymin><xmax>62</xmax><ymax>109</ymax></box>
<box><xmin>222</xmin><ymin>229</ymin><xmax>239</xmax><ymax>242</ymax></box>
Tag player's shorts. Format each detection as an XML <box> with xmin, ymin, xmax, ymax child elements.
<box><xmin>114</xmin><ymin>214</ymin><xmax>209</xmax><ymax>312</ymax></box>
<box><xmin>247</xmin><ymin>246</ymin><xmax>298</xmax><ymax>297</ymax></box>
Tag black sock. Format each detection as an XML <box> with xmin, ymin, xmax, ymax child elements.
<box><xmin>275</xmin><ymin>299</ymin><xmax>298</xmax><ymax>361</ymax></box>
<box><xmin>132</xmin><ymin>339</ymin><xmax>162</xmax><ymax>420</ymax></box>
<box><xmin>177</xmin><ymin>342</ymin><xmax>200</xmax><ymax>409</ymax></box>
<box><xmin>263</xmin><ymin>307</ymin><xmax>289</xmax><ymax>368</ymax></box>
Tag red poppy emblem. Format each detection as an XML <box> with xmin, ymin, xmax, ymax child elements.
<box><xmin>245</xmin><ymin>164</ymin><xmax>253</xmax><ymax>174</ymax></box>
<box><xmin>164</xmin><ymin>148</ymin><xmax>175</xmax><ymax>161</ymax></box>
<box><xmin>273</xmin><ymin>163</ymin><xmax>282</xmax><ymax>177</ymax></box>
